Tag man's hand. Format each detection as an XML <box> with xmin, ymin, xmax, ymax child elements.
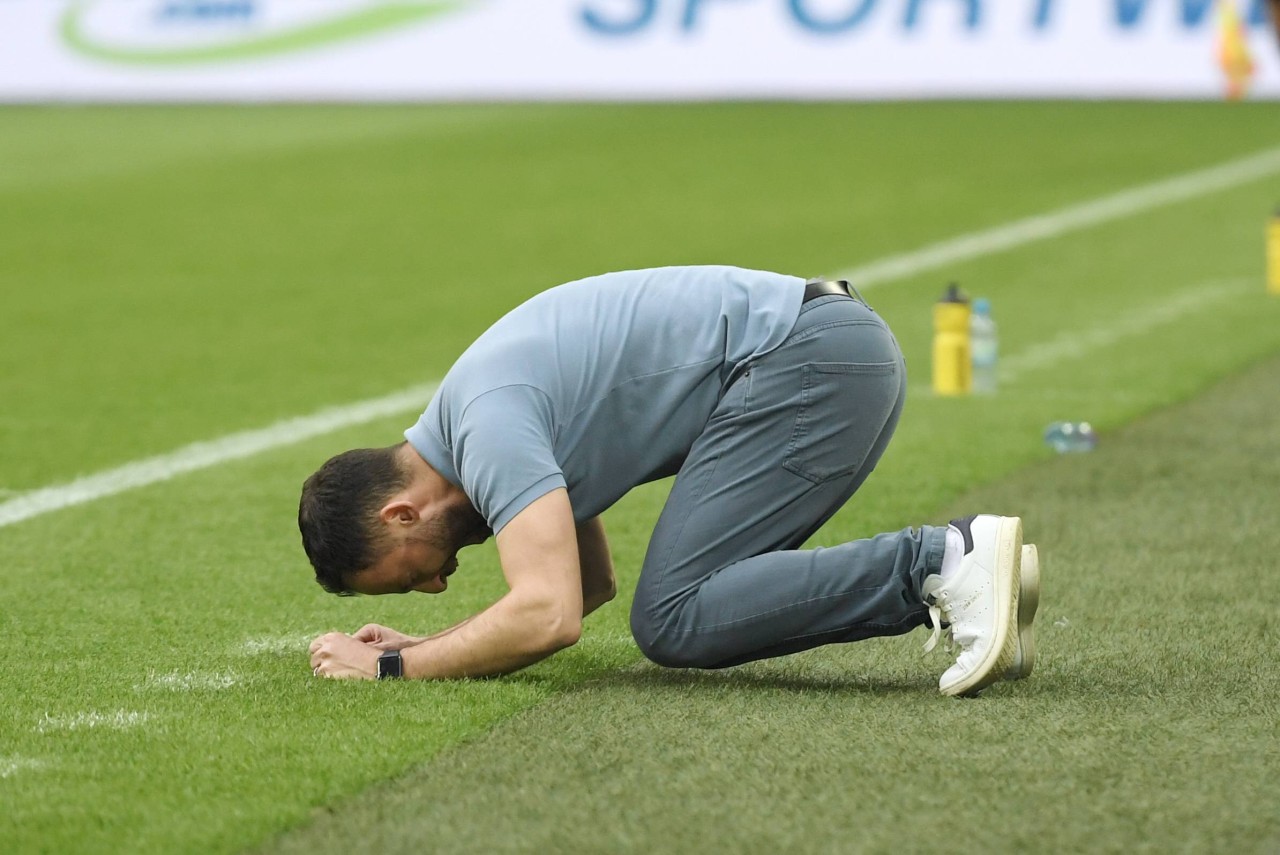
<box><xmin>309</xmin><ymin>631</ymin><xmax>379</xmax><ymax>680</ymax></box>
<box><xmin>353</xmin><ymin>623</ymin><xmax>423</xmax><ymax>651</ymax></box>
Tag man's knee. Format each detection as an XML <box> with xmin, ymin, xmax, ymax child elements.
<box><xmin>629</xmin><ymin>602</ymin><xmax>717</xmax><ymax>669</ymax></box>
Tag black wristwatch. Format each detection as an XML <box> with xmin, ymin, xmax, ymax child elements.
<box><xmin>377</xmin><ymin>649</ymin><xmax>404</xmax><ymax>680</ymax></box>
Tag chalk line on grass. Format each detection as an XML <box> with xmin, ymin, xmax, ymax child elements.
<box><xmin>0</xmin><ymin>382</ymin><xmax>438</xmax><ymax>529</ymax></box>
<box><xmin>136</xmin><ymin>670</ymin><xmax>242</xmax><ymax>692</ymax></box>
<box><xmin>2</xmin><ymin>146</ymin><xmax>1278</xmax><ymax>531</ymax></box>
<box><xmin>36</xmin><ymin>710</ymin><xmax>154</xmax><ymax>734</ymax></box>
<box><xmin>241</xmin><ymin>633</ymin><xmax>318</xmax><ymax>656</ymax></box>
<box><xmin>0</xmin><ymin>757</ymin><xmax>47</xmax><ymax>779</ymax></box>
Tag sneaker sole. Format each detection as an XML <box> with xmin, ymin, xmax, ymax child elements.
<box><xmin>1005</xmin><ymin>543</ymin><xmax>1040</xmax><ymax>680</ymax></box>
<box><xmin>942</xmin><ymin>516</ymin><xmax>1022</xmax><ymax>697</ymax></box>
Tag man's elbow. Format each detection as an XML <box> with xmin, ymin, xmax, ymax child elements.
<box><xmin>550</xmin><ymin>614</ymin><xmax>583</xmax><ymax>650</ymax></box>
<box><xmin>539</xmin><ymin>612</ymin><xmax>582</xmax><ymax>652</ymax></box>
<box><xmin>527</xmin><ymin>603</ymin><xmax>582</xmax><ymax>653</ymax></box>
<box><xmin>593</xmin><ymin>577</ymin><xmax>618</xmax><ymax>606</ymax></box>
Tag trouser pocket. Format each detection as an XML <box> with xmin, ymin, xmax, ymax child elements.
<box><xmin>782</xmin><ymin>360</ymin><xmax>901</xmax><ymax>484</ymax></box>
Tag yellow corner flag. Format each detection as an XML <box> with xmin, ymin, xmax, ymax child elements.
<box><xmin>1218</xmin><ymin>0</ymin><xmax>1256</xmax><ymax>100</ymax></box>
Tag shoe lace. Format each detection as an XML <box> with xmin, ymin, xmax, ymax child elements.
<box><xmin>922</xmin><ymin>592</ymin><xmax>956</xmax><ymax>655</ymax></box>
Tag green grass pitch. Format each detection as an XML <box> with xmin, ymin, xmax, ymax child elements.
<box><xmin>1</xmin><ymin>102</ymin><xmax>1279</xmax><ymax>853</ymax></box>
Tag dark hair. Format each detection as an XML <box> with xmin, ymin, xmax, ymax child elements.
<box><xmin>298</xmin><ymin>445</ymin><xmax>409</xmax><ymax>595</ymax></box>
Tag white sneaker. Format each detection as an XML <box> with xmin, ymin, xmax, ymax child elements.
<box><xmin>921</xmin><ymin>515</ymin><xmax>1022</xmax><ymax>697</ymax></box>
<box><xmin>1005</xmin><ymin>543</ymin><xmax>1040</xmax><ymax>681</ymax></box>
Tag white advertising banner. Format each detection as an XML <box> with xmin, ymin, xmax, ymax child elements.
<box><xmin>0</xmin><ymin>0</ymin><xmax>1277</xmax><ymax>101</ymax></box>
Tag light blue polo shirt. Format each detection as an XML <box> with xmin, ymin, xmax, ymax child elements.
<box><xmin>404</xmin><ymin>266</ymin><xmax>806</xmax><ymax>532</ymax></box>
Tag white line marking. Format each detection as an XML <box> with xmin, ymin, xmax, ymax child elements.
<box><xmin>0</xmin><ymin>757</ymin><xmax>46</xmax><ymax>779</ymax></box>
<box><xmin>241</xmin><ymin>633</ymin><xmax>317</xmax><ymax>656</ymax></box>
<box><xmin>3</xmin><ymin>146</ymin><xmax>1279</xmax><ymax>530</ymax></box>
<box><xmin>837</xmin><ymin>147</ymin><xmax>1280</xmax><ymax>289</ymax></box>
<box><xmin>136</xmin><ymin>670</ymin><xmax>242</xmax><ymax>692</ymax></box>
<box><xmin>999</xmin><ymin>278</ymin><xmax>1252</xmax><ymax>384</ymax></box>
<box><xmin>0</xmin><ymin>383</ymin><xmax>437</xmax><ymax>528</ymax></box>
<box><xmin>36</xmin><ymin>710</ymin><xmax>153</xmax><ymax>734</ymax></box>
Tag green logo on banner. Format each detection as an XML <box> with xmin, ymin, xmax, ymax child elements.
<box><xmin>62</xmin><ymin>1</ymin><xmax>471</xmax><ymax>65</ymax></box>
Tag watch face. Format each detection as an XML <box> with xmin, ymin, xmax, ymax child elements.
<box><xmin>378</xmin><ymin>651</ymin><xmax>403</xmax><ymax>679</ymax></box>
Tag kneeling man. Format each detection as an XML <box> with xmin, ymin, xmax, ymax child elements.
<box><xmin>299</xmin><ymin>266</ymin><xmax>1039</xmax><ymax>696</ymax></box>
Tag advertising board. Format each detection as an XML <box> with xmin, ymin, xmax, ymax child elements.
<box><xmin>0</xmin><ymin>0</ymin><xmax>1276</xmax><ymax>101</ymax></box>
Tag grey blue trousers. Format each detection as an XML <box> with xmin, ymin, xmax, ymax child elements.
<box><xmin>630</xmin><ymin>294</ymin><xmax>947</xmax><ymax>668</ymax></box>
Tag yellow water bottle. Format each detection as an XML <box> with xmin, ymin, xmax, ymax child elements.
<box><xmin>932</xmin><ymin>282</ymin><xmax>972</xmax><ymax>396</ymax></box>
<box><xmin>1268</xmin><ymin>208</ymin><xmax>1280</xmax><ymax>295</ymax></box>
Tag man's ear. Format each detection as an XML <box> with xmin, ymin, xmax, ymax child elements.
<box><xmin>379</xmin><ymin>499</ymin><xmax>419</xmax><ymax>527</ymax></box>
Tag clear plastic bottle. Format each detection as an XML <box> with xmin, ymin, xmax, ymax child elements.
<box><xmin>970</xmin><ymin>297</ymin><xmax>998</xmax><ymax>394</ymax></box>
<box><xmin>1044</xmin><ymin>421</ymin><xmax>1098</xmax><ymax>453</ymax></box>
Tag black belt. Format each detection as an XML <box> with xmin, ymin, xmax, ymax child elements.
<box><xmin>803</xmin><ymin>279</ymin><xmax>854</xmax><ymax>302</ymax></box>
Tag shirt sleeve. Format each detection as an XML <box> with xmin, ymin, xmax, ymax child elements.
<box><xmin>452</xmin><ymin>384</ymin><xmax>566</xmax><ymax>534</ymax></box>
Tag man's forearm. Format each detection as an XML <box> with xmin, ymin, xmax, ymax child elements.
<box><xmin>400</xmin><ymin>592</ymin><xmax>579</xmax><ymax>679</ymax></box>
<box><xmin>403</xmin><ymin>614</ymin><xmax>478</xmax><ymax>646</ymax></box>
<box><xmin>576</xmin><ymin>516</ymin><xmax>617</xmax><ymax>616</ymax></box>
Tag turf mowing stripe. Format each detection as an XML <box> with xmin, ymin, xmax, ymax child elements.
<box><xmin>836</xmin><ymin>145</ymin><xmax>1280</xmax><ymax>289</ymax></box>
<box><xmin>0</xmin><ymin>383</ymin><xmax>437</xmax><ymax>529</ymax></box>
<box><xmin>3</xmin><ymin>147</ymin><xmax>1278</xmax><ymax>530</ymax></box>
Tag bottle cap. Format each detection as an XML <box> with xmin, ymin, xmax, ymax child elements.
<box><xmin>938</xmin><ymin>282</ymin><xmax>969</xmax><ymax>304</ymax></box>
<box><xmin>973</xmin><ymin>297</ymin><xmax>991</xmax><ymax>315</ymax></box>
